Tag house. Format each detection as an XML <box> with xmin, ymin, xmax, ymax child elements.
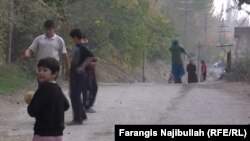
<box><xmin>234</xmin><ymin>27</ymin><xmax>250</xmax><ymax>59</ymax></box>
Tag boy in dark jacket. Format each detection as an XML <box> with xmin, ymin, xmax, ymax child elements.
<box><xmin>68</xmin><ymin>28</ymin><xmax>97</xmax><ymax>125</ymax></box>
<box><xmin>81</xmin><ymin>38</ymin><xmax>98</xmax><ymax>113</ymax></box>
<box><xmin>28</xmin><ymin>57</ymin><xmax>69</xmax><ymax>141</ymax></box>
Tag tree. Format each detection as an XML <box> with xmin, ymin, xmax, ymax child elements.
<box><xmin>0</xmin><ymin>0</ymin><xmax>8</xmax><ymax>65</ymax></box>
<box><xmin>7</xmin><ymin>0</ymin><xmax>13</xmax><ymax>64</ymax></box>
<box><xmin>66</xmin><ymin>0</ymin><xmax>176</xmax><ymax>67</ymax></box>
<box><xmin>1</xmin><ymin>0</ymin><xmax>176</xmax><ymax>69</ymax></box>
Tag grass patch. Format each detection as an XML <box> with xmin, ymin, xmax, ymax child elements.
<box><xmin>0</xmin><ymin>64</ymin><xmax>34</xmax><ymax>94</ymax></box>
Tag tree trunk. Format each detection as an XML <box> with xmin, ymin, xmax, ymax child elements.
<box><xmin>7</xmin><ymin>0</ymin><xmax>13</xmax><ymax>64</ymax></box>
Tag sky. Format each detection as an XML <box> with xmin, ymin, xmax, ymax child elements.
<box><xmin>212</xmin><ymin>0</ymin><xmax>250</xmax><ymax>26</ymax></box>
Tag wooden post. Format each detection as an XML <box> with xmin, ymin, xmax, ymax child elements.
<box><xmin>7</xmin><ymin>0</ymin><xmax>13</xmax><ymax>64</ymax></box>
<box><xmin>142</xmin><ymin>47</ymin><xmax>146</xmax><ymax>82</ymax></box>
<box><xmin>197</xmin><ymin>42</ymin><xmax>201</xmax><ymax>82</ymax></box>
<box><xmin>227</xmin><ymin>51</ymin><xmax>231</xmax><ymax>72</ymax></box>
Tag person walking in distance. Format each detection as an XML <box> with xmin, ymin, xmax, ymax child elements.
<box><xmin>186</xmin><ymin>59</ymin><xmax>198</xmax><ymax>83</ymax></box>
<box><xmin>200</xmin><ymin>60</ymin><xmax>207</xmax><ymax>81</ymax></box>
<box><xmin>68</xmin><ymin>28</ymin><xmax>97</xmax><ymax>125</ymax></box>
<box><xmin>169</xmin><ymin>38</ymin><xmax>190</xmax><ymax>83</ymax></box>
<box><xmin>23</xmin><ymin>19</ymin><xmax>70</xmax><ymax>79</ymax></box>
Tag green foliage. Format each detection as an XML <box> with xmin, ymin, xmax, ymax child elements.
<box><xmin>66</xmin><ymin>0</ymin><xmax>175</xmax><ymax>67</ymax></box>
<box><xmin>231</xmin><ymin>56</ymin><xmax>250</xmax><ymax>82</ymax></box>
<box><xmin>11</xmin><ymin>0</ymin><xmax>63</xmax><ymax>61</ymax></box>
<box><xmin>44</xmin><ymin>0</ymin><xmax>66</xmax><ymax>6</ymax></box>
<box><xmin>0</xmin><ymin>64</ymin><xmax>33</xmax><ymax>94</ymax></box>
<box><xmin>0</xmin><ymin>0</ymin><xmax>176</xmax><ymax>87</ymax></box>
<box><xmin>0</xmin><ymin>0</ymin><xmax>8</xmax><ymax>64</ymax></box>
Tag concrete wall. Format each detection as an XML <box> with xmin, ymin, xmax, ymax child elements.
<box><xmin>234</xmin><ymin>27</ymin><xmax>250</xmax><ymax>59</ymax></box>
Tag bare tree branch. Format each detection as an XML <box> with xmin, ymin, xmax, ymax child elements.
<box><xmin>224</xmin><ymin>0</ymin><xmax>250</xmax><ymax>26</ymax></box>
<box><xmin>239</xmin><ymin>14</ymin><xmax>250</xmax><ymax>26</ymax></box>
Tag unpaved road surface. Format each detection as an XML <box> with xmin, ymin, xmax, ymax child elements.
<box><xmin>1</xmin><ymin>81</ymin><xmax>250</xmax><ymax>141</ymax></box>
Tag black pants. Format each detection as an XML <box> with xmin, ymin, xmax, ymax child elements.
<box><xmin>202</xmin><ymin>73</ymin><xmax>207</xmax><ymax>81</ymax></box>
<box><xmin>85</xmin><ymin>73</ymin><xmax>98</xmax><ymax>109</ymax></box>
<box><xmin>70</xmin><ymin>77</ymin><xmax>87</xmax><ymax>122</ymax></box>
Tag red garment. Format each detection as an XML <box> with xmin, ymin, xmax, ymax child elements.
<box><xmin>201</xmin><ymin>64</ymin><xmax>207</xmax><ymax>74</ymax></box>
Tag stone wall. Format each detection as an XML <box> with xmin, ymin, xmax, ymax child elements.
<box><xmin>234</xmin><ymin>27</ymin><xmax>250</xmax><ymax>59</ymax></box>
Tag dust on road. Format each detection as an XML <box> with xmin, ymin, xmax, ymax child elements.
<box><xmin>0</xmin><ymin>81</ymin><xmax>250</xmax><ymax>141</ymax></box>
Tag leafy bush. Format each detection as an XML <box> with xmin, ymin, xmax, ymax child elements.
<box><xmin>0</xmin><ymin>64</ymin><xmax>33</xmax><ymax>94</ymax></box>
<box><xmin>230</xmin><ymin>57</ymin><xmax>250</xmax><ymax>82</ymax></box>
<box><xmin>66</xmin><ymin>0</ymin><xmax>176</xmax><ymax>67</ymax></box>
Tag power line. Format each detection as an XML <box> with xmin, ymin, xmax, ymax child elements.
<box><xmin>203</xmin><ymin>13</ymin><xmax>216</xmax><ymax>49</ymax></box>
<box><xmin>217</xmin><ymin>19</ymin><xmax>230</xmax><ymax>49</ymax></box>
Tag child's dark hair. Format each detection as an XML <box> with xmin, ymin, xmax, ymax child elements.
<box><xmin>201</xmin><ymin>60</ymin><xmax>205</xmax><ymax>64</ymax></box>
<box><xmin>37</xmin><ymin>57</ymin><xmax>60</xmax><ymax>74</ymax></box>
<box><xmin>70</xmin><ymin>28</ymin><xmax>86</xmax><ymax>39</ymax></box>
<box><xmin>44</xmin><ymin>20</ymin><xmax>55</xmax><ymax>28</ymax></box>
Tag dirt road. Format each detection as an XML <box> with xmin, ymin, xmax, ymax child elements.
<box><xmin>0</xmin><ymin>81</ymin><xmax>250</xmax><ymax>141</ymax></box>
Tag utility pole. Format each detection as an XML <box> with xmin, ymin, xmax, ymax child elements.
<box><xmin>202</xmin><ymin>13</ymin><xmax>214</xmax><ymax>60</ymax></box>
<box><xmin>204</xmin><ymin>14</ymin><xmax>208</xmax><ymax>49</ymax></box>
<box><xmin>217</xmin><ymin>18</ymin><xmax>230</xmax><ymax>53</ymax></box>
<box><xmin>142</xmin><ymin>47</ymin><xmax>146</xmax><ymax>82</ymax></box>
<box><xmin>197</xmin><ymin>42</ymin><xmax>201</xmax><ymax>82</ymax></box>
<box><xmin>7</xmin><ymin>0</ymin><xmax>13</xmax><ymax>64</ymax></box>
<box><xmin>180</xmin><ymin>0</ymin><xmax>193</xmax><ymax>60</ymax></box>
<box><xmin>217</xmin><ymin>18</ymin><xmax>233</xmax><ymax>73</ymax></box>
<box><xmin>219</xmin><ymin>19</ymin><xmax>227</xmax><ymax>46</ymax></box>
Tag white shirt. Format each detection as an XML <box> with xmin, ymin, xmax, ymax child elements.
<box><xmin>29</xmin><ymin>34</ymin><xmax>67</xmax><ymax>61</ymax></box>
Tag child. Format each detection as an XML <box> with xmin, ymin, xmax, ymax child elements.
<box><xmin>200</xmin><ymin>60</ymin><xmax>207</xmax><ymax>82</ymax></box>
<box><xmin>73</xmin><ymin>34</ymin><xmax>98</xmax><ymax>113</ymax></box>
<box><xmin>186</xmin><ymin>59</ymin><xmax>198</xmax><ymax>83</ymax></box>
<box><xmin>68</xmin><ymin>28</ymin><xmax>97</xmax><ymax>125</ymax></box>
<box><xmin>28</xmin><ymin>57</ymin><xmax>69</xmax><ymax>141</ymax></box>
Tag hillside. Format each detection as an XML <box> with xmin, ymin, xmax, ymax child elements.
<box><xmin>96</xmin><ymin>59</ymin><xmax>171</xmax><ymax>83</ymax></box>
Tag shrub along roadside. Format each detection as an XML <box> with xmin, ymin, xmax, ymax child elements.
<box><xmin>226</xmin><ymin>57</ymin><xmax>250</xmax><ymax>82</ymax></box>
<box><xmin>0</xmin><ymin>64</ymin><xmax>34</xmax><ymax>95</ymax></box>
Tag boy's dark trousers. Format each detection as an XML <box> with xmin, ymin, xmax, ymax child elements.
<box><xmin>70</xmin><ymin>76</ymin><xmax>87</xmax><ymax>122</ymax></box>
<box><xmin>85</xmin><ymin>72</ymin><xmax>98</xmax><ymax>109</ymax></box>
